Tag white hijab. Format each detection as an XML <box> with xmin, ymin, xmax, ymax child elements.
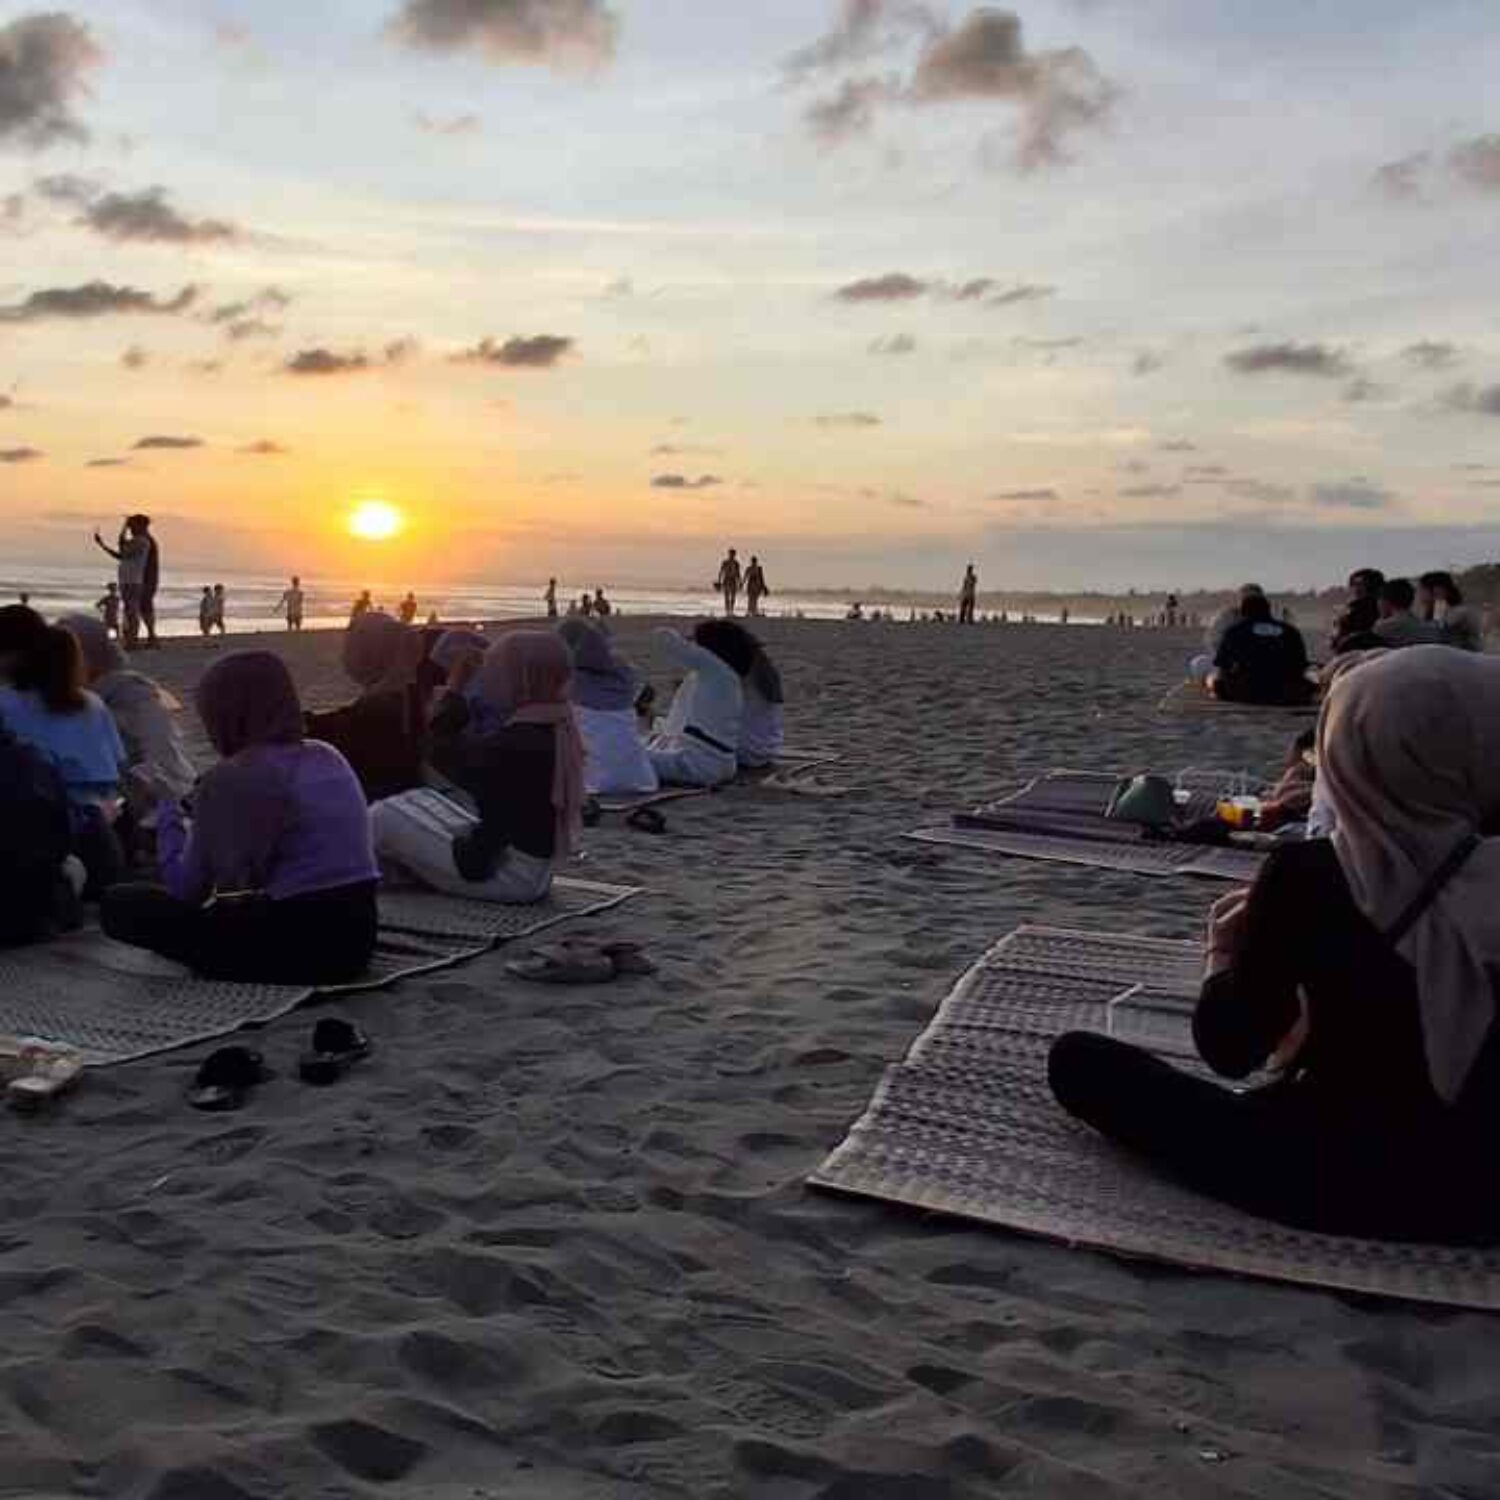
<box><xmin>1319</xmin><ymin>646</ymin><xmax>1500</xmax><ymax>1102</ymax></box>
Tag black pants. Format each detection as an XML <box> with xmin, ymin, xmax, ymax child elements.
<box><xmin>1048</xmin><ymin>1031</ymin><xmax>1500</xmax><ymax>1244</ymax></box>
<box><xmin>102</xmin><ymin>880</ymin><xmax>378</xmax><ymax>985</ymax></box>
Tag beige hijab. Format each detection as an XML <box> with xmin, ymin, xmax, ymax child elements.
<box><xmin>1319</xmin><ymin>646</ymin><xmax>1500</xmax><ymax>1102</ymax></box>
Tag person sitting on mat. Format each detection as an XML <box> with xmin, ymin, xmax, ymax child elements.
<box><xmin>558</xmin><ymin>618</ymin><xmax>658</xmax><ymax>797</ymax></box>
<box><xmin>0</xmin><ymin>721</ymin><xmax>84</xmax><ymax>946</ymax></box>
<box><xmin>1048</xmin><ymin>647</ymin><xmax>1500</xmax><ymax>1243</ymax></box>
<box><xmin>305</xmin><ymin>611</ymin><xmax>432</xmax><ymax>802</ymax></box>
<box><xmin>371</xmin><ymin>631</ymin><xmax>584</xmax><ymax>904</ymax></box>
<box><xmin>645</xmin><ymin>622</ymin><xmax>749</xmax><ymax>787</ymax></box>
<box><xmin>101</xmin><ymin>652</ymin><xmax>379</xmax><ymax>983</ymax></box>
<box><xmin>1208</xmin><ymin>592</ymin><xmax>1314</xmax><ymax>706</ymax></box>
<box><xmin>737</xmin><ymin>629</ymin><xmax>785</xmax><ymax>771</ymax></box>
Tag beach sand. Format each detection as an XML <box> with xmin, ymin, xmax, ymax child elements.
<box><xmin>5</xmin><ymin>618</ymin><xmax>1496</xmax><ymax>1498</ymax></box>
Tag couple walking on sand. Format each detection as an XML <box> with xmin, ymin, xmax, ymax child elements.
<box><xmin>715</xmin><ymin>548</ymin><xmax>769</xmax><ymax>618</ymax></box>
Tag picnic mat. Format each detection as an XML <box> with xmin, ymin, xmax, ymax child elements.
<box><xmin>0</xmin><ymin>877</ymin><xmax>640</xmax><ymax>1066</ymax></box>
<box><xmin>906</xmin><ymin>769</ymin><xmax>1269</xmax><ymax>883</ymax></box>
<box><xmin>810</xmin><ymin>926</ymin><xmax>1500</xmax><ymax>1310</ymax></box>
<box><xmin>599</xmin><ymin>750</ymin><xmax>841</xmax><ymax>815</ymax></box>
<box><xmin>1158</xmin><ymin>680</ymin><xmax>1320</xmax><ymax>717</ymax></box>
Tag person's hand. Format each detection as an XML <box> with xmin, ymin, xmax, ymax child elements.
<box><xmin>1269</xmin><ymin>986</ymin><xmax>1311</xmax><ymax>1073</ymax></box>
<box><xmin>1205</xmin><ymin>887</ymin><xmax>1251</xmax><ymax>977</ymax></box>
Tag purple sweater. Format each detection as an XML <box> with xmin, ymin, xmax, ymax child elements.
<box><xmin>158</xmin><ymin>740</ymin><xmax>379</xmax><ymax>903</ymax></box>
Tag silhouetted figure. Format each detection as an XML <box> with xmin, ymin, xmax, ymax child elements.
<box><xmin>545</xmin><ymin>577</ymin><xmax>558</xmax><ymax>620</ymax></box>
<box><xmin>959</xmin><ymin>564</ymin><xmax>978</xmax><ymax>624</ymax></box>
<box><xmin>276</xmin><ymin>577</ymin><xmax>305</xmax><ymax>631</ymax></box>
<box><xmin>745</xmin><ymin>556</ymin><xmax>769</xmax><ymax>617</ymax></box>
<box><xmin>350</xmin><ymin>590</ymin><xmax>373</xmax><ymax>625</ymax></box>
<box><xmin>96</xmin><ymin>583</ymin><xmax>120</xmax><ymax>639</ymax></box>
<box><xmin>716</xmin><ymin>548</ymin><xmax>742</xmax><ymax>617</ymax></box>
<box><xmin>211</xmin><ymin>584</ymin><xmax>227</xmax><ymax>636</ymax></box>
<box><xmin>92</xmin><ymin>516</ymin><xmax>153</xmax><ymax>649</ymax></box>
<box><xmin>198</xmin><ymin>587</ymin><xmax>215</xmax><ymax>640</ymax></box>
<box><xmin>593</xmin><ymin>587</ymin><xmax>612</xmax><ymax>619</ymax></box>
<box><xmin>398</xmin><ymin>591</ymin><xmax>418</xmax><ymax>626</ymax></box>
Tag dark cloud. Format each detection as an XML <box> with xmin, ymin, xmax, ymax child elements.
<box><xmin>187</xmin><ymin>358</ymin><xmax>224</xmax><ymax>376</ymax></box>
<box><xmin>453</xmin><ymin>334</ymin><xmax>574</xmax><ymax>368</ymax></box>
<box><xmin>132</xmin><ymin>435</ymin><xmax>203</xmax><ymax>451</ymax></box>
<box><xmin>0</xmin><ymin>281</ymin><xmax>198</xmax><ymax>323</ymax></box>
<box><xmin>79</xmin><ymin>187</ymin><xmax>240</xmax><ymax>245</ymax></box>
<box><xmin>1448</xmin><ymin>135</ymin><xmax>1500</xmax><ymax>193</ymax></box>
<box><xmin>388</xmin><ymin>0</ymin><xmax>618</xmax><ymax>71</ymax></box>
<box><xmin>650</xmin><ymin>473</ymin><xmax>721</xmax><ymax>490</ymax></box>
<box><xmin>1310</xmin><ymin>477</ymin><xmax>1391</xmax><ymax>511</ymax></box>
<box><xmin>1184</xmin><ymin>465</ymin><xmax>1228</xmax><ymax>479</ymax></box>
<box><xmin>85</xmin><ymin>457</ymin><xmax>129</xmax><ymax>468</ymax></box>
<box><xmin>1225</xmin><ymin>477</ymin><xmax>1295</xmax><ymax>505</ymax></box>
<box><xmin>0</xmin><ymin>446</ymin><xmax>41</xmax><ymax>463</ymax></box>
<box><xmin>1371</xmin><ymin>151</ymin><xmax>1430</xmax><ymax>201</ymax></box>
<box><xmin>836</xmin><ymin>271</ymin><xmax>928</xmax><ymax>303</ymax></box>
<box><xmin>285</xmin><ymin>348</ymin><xmax>372</xmax><ymax>376</ymax></box>
<box><xmin>1120</xmin><ymin>483</ymin><xmax>1180</xmax><ymax>499</ymax></box>
<box><xmin>983</xmin><ymin>281</ymin><xmax>1054</xmax><ymax>306</ymax></box>
<box><xmin>413</xmin><ymin>109</ymin><xmax>482</xmax><ymax>135</ymax></box>
<box><xmin>814</xmin><ymin>411</ymin><xmax>882</xmax><ymax>428</ymax></box>
<box><xmin>208</xmin><ymin>287</ymin><xmax>291</xmax><ymax>324</ymax></box>
<box><xmin>1132</xmin><ymin>351</ymin><xmax>1165</xmax><ymax>376</ymax></box>
<box><xmin>1441</xmin><ymin>382</ymin><xmax>1500</xmax><ymax>417</ymax></box>
<box><xmin>239</xmin><ymin>440</ymin><xmax>288</xmax><ymax>455</ymax></box>
<box><xmin>868</xmin><ymin>332</ymin><xmax>916</xmax><ymax>356</ymax></box>
<box><xmin>0</xmin><ymin>13</ymin><xmax>103</xmax><ymax>149</ymax></box>
<box><xmin>384</xmin><ymin>336</ymin><xmax>421</xmax><ymax>365</ymax></box>
<box><xmin>1224</xmin><ymin>341</ymin><xmax>1353</xmax><ymax>378</ymax></box>
<box><xmin>32</xmin><ymin>171</ymin><xmax>99</xmax><ymax>204</ymax></box>
<box><xmin>120</xmin><ymin>344</ymin><xmax>149</xmax><ymax>371</ymax></box>
<box><xmin>785</xmin><ymin>0</ymin><xmax>939</xmax><ymax>78</ymax></box>
<box><xmin>1342</xmin><ymin>377</ymin><xmax>1388</xmax><ymax>404</ymax></box>
<box><xmin>651</xmin><ymin>442</ymin><xmax>721</xmax><ymax>456</ymax></box>
<box><xmin>991</xmin><ymin>487</ymin><xmax>1057</xmax><ymax>501</ymax></box>
<box><xmin>1402</xmin><ymin>339</ymin><xmax>1460</xmax><ymax>371</ymax></box>
<box><xmin>1158</xmin><ymin>439</ymin><xmax>1196</xmax><ymax>453</ymax></box>
<box><xmin>807</xmin><ymin>76</ymin><xmax>895</xmax><ymax>146</ymax></box>
<box><xmin>225</xmin><ymin>317</ymin><xmax>281</xmax><ymax>342</ymax></box>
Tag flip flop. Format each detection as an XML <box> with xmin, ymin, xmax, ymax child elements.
<box><xmin>626</xmin><ymin>806</ymin><xmax>668</xmax><ymax>835</ymax></box>
<box><xmin>598</xmin><ymin>941</ymin><xmax>658</xmax><ymax>977</ymax></box>
<box><xmin>298</xmin><ymin>1018</ymin><xmax>373</xmax><ymax>1086</ymax></box>
<box><xmin>189</xmin><ymin>1046</ymin><xmax>272</xmax><ymax>1113</ymax></box>
<box><xmin>582</xmin><ymin>796</ymin><xmax>604</xmax><ymax>829</ymax></box>
<box><xmin>7</xmin><ymin>1044</ymin><xmax>84</xmax><ymax>1114</ymax></box>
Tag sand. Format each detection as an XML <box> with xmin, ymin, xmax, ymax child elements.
<box><xmin>4</xmin><ymin>617</ymin><xmax>1498</xmax><ymax>1499</ymax></box>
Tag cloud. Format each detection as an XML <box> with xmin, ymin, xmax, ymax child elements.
<box><xmin>285</xmin><ymin>348</ymin><xmax>372</xmax><ymax>376</ymax></box>
<box><xmin>120</xmin><ymin>344</ymin><xmax>149</xmax><ymax>371</ymax></box>
<box><xmin>0</xmin><ymin>446</ymin><xmax>41</xmax><ymax>463</ymax></box>
<box><xmin>1441</xmin><ymin>382</ymin><xmax>1500</xmax><ymax>417</ymax></box>
<box><xmin>1310</xmin><ymin>477</ymin><xmax>1391</xmax><ymax>511</ymax></box>
<box><xmin>1342</xmin><ymin>377</ymin><xmax>1388</xmax><ymax>404</ymax></box>
<box><xmin>983</xmin><ymin>281</ymin><xmax>1054</xmax><ymax>306</ymax></box>
<box><xmin>814</xmin><ymin>411</ymin><xmax>882</xmax><ymax>428</ymax></box>
<box><xmin>85</xmin><ymin>457</ymin><xmax>128</xmax><ymax>468</ymax></box>
<box><xmin>453</xmin><ymin>334</ymin><xmax>574</xmax><ymax>368</ymax></box>
<box><xmin>413</xmin><ymin>109</ymin><xmax>482</xmax><ymax>135</ymax></box>
<box><xmin>225</xmin><ymin>317</ymin><xmax>281</xmax><ymax>342</ymax></box>
<box><xmin>78</xmin><ymin>187</ymin><xmax>240</xmax><ymax>245</ymax></box>
<box><xmin>836</xmin><ymin>271</ymin><xmax>927</xmax><ymax>303</ymax></box>
<box><xmin>208</xmin><ymin>287</ymin><xmax>291</xmax><ymax>325</ymax></box>
<box><xmin>807</xmin><ymin>76</ymin><xmax>896</xmax><ymax>145</ymax></box>
<box><xmin>1448</xmin><ymin>135</ymin><xmax>1500</xmax><ymax>193</ymax></box>
<box><xmin>388</xmin><ymin>0</ymin><xmax>618</xmax><ymax>72</ymax></box>
<box><xmin>132</xmin><ymin>435</ymin><xmax>203</xmax><ymax>450</ymax></box>
<box><xmin>32</xmin><ymin>170</ymin><xmax>99</xmax><ymax>204</ymax></box>
<box><xmin>1158</xmin><ymin>439</ymin><xmax>1196</xmax><ymax>453</ymax></box>
<box><xmin>1224</xmin><ymin>341</ymin><xmax>1353</xmax><ymax>378</ymax></box>
<box><xmin>887</xmin><ymin>490</ymin><xmax>927</xmax><ymax>508</ymax></box>
<box><xmin>1132</xmin><ymin>351</ymin><xmax>1165</xmax><ymax>376</ymax></box>
<box><xmin>0</xmin><ymin>13</ymin><xmax>103</xmax><ymax>149</ymax></box>
<box><xmin>1371</xmin><ymin>151</ymin><xmax>1430</xmax><ymax>201</ymax></box>
<box><xmin>0</xmin><ymin>281</ymin><xmax>198</xmax><ymax>322</ymax></box>
<box><xmin>1184</xmin><ymin>465</ymin><xmax>1228</xmax><ymax>479</ymax></box>
<box><xmin>868</xmin><ymin>332</ymin><xmax>916</xmax><ymax>356</ymax></box>
<box><xmin>239</xmin><ymin>440</ymin><xmax>288</xmax><ymax>455</ymax></box>
<box><xmin>650</xmin><ymin>473</ymin><xmax>721</xmax><ymax>490</ymax></box>
<box><xmin>1014</xmin><ymin>335</ymin><xmax>1082</xmax><ymax>351</ymax></box>
<box><xmin>1402</xmin><ymin>339</ymin><xmax>1460</xmax><ymax>371</ymax></box>
<box><xmin>785</xmin><ymin>0</ymin><xmax>939</xmax><ymax>79</ymax></box>
<box><xmin>0</xmin><ymin>394</ymin><xmax>11</xmax><ymax>410</ymax></box>
<box><xmin>991</xmin><ymin>487</ymin><xmax>1057</xmax><ymax>501</ymax></box>
<box><xmin>651</xmin><ymin>442</ymin><xmax>721</xmax><ymax>456</ymax></box>
<box><xmin>834</xmin><ymin>271</ymin><xmax>1054</xmax><ymax>307</ymax></box>
<box><xmin>1120</xmin><ymin>483</ymin><xmax>1180</xmax><ymax>499</ymax></box>
<box><xmin>1225</xmin><ymin>478</ymin><xmax>1296</xmax><ymax>505</ymax></box>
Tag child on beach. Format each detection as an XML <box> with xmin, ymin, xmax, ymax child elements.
<box><xmin>198</xmin><ymin>587</ymin><xmax>215</xmax><ymax>640</ymax></box>
<box><xmin>96</xmin><ymin>583</ymin><xmax>121</xmax><ymax>639</ymax></box>
<box><xmin>211</xmin><ymin>584</ymin><xmax>227</xmax><ymax>635</ymax></box>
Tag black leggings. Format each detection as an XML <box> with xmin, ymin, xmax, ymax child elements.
<box><xmin>1048</xmin><ymin>1031</ymin><xmax>1500</xmax><ymax>1244</ymax></box>
<box><xmin>102</xmin><ymin>880</ymin><xmax>378</xmax><ymax>985</ymax></box>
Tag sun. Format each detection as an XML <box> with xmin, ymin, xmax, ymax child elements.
<box><xmin>349</xmin><ymin>500</ymin><xmax>403</xmax><ymax>542</ymax></box>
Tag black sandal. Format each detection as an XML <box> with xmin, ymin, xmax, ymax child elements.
<box><xmin>298</xmin><ymin>1018</ymin><xmax>373</xmax><ymax>1086</ymax></box>
<box><xmin>189</xmin><ymin>1047</ymin><xmax>272</xmax><ymax>1112</ymax></box>
<box><xmin>626</xmin><ymin>806</ymin><xmax>667</xmax><ymax>836</ymax></box>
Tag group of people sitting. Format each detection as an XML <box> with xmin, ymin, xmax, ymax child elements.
<box><xmin>0</xmin><ymin>606</ymin><xmax>784</xmax><ymax>987</ymax></box>
<box><xmin>1192</xmin><ymin>568</ymin><xmax>1485</xmax><ymax>706</ymax></box>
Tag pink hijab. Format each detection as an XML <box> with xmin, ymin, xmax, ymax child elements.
<box><xmin>1319</xmin><ymin>646</ymin><xmax>1500</xmax><ymax>1102</ymax></box>
<box><xmin>475</xmin><ymin>631</ymin><xmax>585</xmax><ymax>856</ymax></box>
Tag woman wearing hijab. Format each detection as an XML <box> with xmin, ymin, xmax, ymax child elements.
<box><xmin>737</xmin><ymin>632</ymin><xmax>785</xmax><ymax>770</ymax></box>
<box><xmin>1048</xmin><ymin>647</ymin><xmax>1500</xmax><ymax>1243</ymax></box>
<box><xmin>645</xmin><ymin>622</ymin><xmax>749</xmax><ymax>788</ymax></box>
<box><xmin>101</xmin><ymin>652</ymin><xmax>379</xmax><ymax>983</ymax></box>
<box><xmin>304</xmin><ymin>611</ymin><xmax>432</xmax><ymax>802</ymax></box>
<box><xmin>371</xmin><ymin>631</ymin><xmax>583</xmax><ymax>904</ymax></box>
<box><xmin>558</xmin><ymin>618</ymin><xmax>657</xmax><ymax>797</ymax></box>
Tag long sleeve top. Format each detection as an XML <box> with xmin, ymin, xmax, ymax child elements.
<box><xmin>655</xmin><ymin>629</ymin><xmax>743</xmax><ymax>754</ymax></box>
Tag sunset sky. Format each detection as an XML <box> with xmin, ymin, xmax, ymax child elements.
<box><xmin>1</xmin><ymin>0</ymin><xmax>1498</xmax><ymax>590</ymax></box>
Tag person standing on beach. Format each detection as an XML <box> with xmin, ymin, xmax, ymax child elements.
<box><xmin>545</xmin><ymin>578</ymin><xmax>558</xmax><ymax>620</ymax></box>
<box><xmin>593</xmin><ymin>587</ymin><xmax>612</xmax><ymax>619</ymax></box>
<box><xmin>138</xmin><ymin>517</ymin><xmax>161</xmax><ymax>648</ymax></box>
<box><xmin>198</xmin><ymin>587</ymin><xmax>215</xmax><ymax>640</ymax></box>
<box><xmin>745</xmin><ymin>556</ymin><xmax>769</xmax><ymax>618</ymax></box>
<box><xmin>716</xmin><ymin>548</ymin><xmax>742</xmax><ymax>617</ymax></box>
<box><xmin>959</xmin><ymin>564</ymin><xmax>978</xmax><ymax>624</ymax></box>
<box><xmin>398</xmin><ymin>591</ymin><xmax>418</xmax><ymax>626</ymax></box>
<box><xmin>276</xmin><ymin>577</ymin><xmax>305</xmax><ymax>632</ymax></box>
<box><xmin>96</xmin><ymin>583</ymin><xmax>121</xmax><ymax>640</ymax></box>
<box><xmin>92</xmin><ymin>516</ymin><xmax>151</xmax><ymax>648</ymax></box>
<box><xmin>350</xmin><ymin>589</ymin><xmax>373</xmax><ymax>625</ymax></box>
<box><xmin>211</xmin><ymin>584</ymin><xmax>228</xmax><ymax>636</ymax></box>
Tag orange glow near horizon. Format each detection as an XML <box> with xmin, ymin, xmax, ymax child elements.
<box><xmin>349</xmin><ymin>500</ymin><xmax>404</xmax><ymax>542</ymax></box>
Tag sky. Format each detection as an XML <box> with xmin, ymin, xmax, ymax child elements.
<box><xmin>0</xmin><ymin>0</ymin><xmax>1498</xmax><ymax>591</ymax></box>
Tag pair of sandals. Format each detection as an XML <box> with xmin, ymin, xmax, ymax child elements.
<box><xmin>581</xmin><ymin>798</ymin><xmax>668</xmax><ymax>836</ymax></box>
<box><xmin>506</xmin><ymin>940</ymin><xmax>657</xmax><ymax>986</ymax></box>
<box><xmin>189</xmin><ymin>1019</ymin><xmax>372</xmax><ymax>1112</ymax></box>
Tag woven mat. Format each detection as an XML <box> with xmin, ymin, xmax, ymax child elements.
<box><xmin>599</xmin><ymin>750</ymin><xmax>841</xmax><ymax>814</ymax></box>
<box><xmin>0</xmin><ymin>878</ymin><xmax>640</xmax><ymax>1066</ymax></box>
<box><xmin>906</xmin><ymin>824</ymin><xmax>1266</xmax><ymax>883</ymax></box>
<box><xmin>811</xmin><ymin>926</ymin><xmax>1500</xmax><ymax>1309</ymax></box>
<box><xmin>1157</xmin><ymin>681</ymin><xmax>1320</xmax><ymax>718</ymax></box>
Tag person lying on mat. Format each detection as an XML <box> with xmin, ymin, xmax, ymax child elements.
<box><xmin>305</xmin><ymin>611</ymin><xmax>434</xmax><ymax>803</ymax></box>
<box><xmin>1208</xmin><ymin>592</ymin><xmax>1314</xmax><ymax>706</ymax></box>
<box><xmin>558</xmin><ymin>618</ymin><xmax>658</xmax><ymax>797</ymax></box>
<box><xmin>646</xmin><ymin>622</ymin><xmax>748</xmax><ymax>787</ymax></box>
<box><xmin>737</xmin><ymin>629</ymin><xmax>786</xmax><ymax>771</ymax></box>
<box><xmin>372</xmin><ymin>631</ymin><xmax>584</xmax><ymax>904</ymax></box>
<box><xmin>1049</xmin><ymin>647</ymin><xmax>1500</xmax><ymax>1243</ymax></box>
<box><xmin>101</xmin><ymin>652</ymin><xmax>379</xmax><ymax>984</ymax></box>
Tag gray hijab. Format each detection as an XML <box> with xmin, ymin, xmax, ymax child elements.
<box><xmin>557</xmin><ymin>618</ymin><xmax>637</xmax><ymax>713</ymax></box>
